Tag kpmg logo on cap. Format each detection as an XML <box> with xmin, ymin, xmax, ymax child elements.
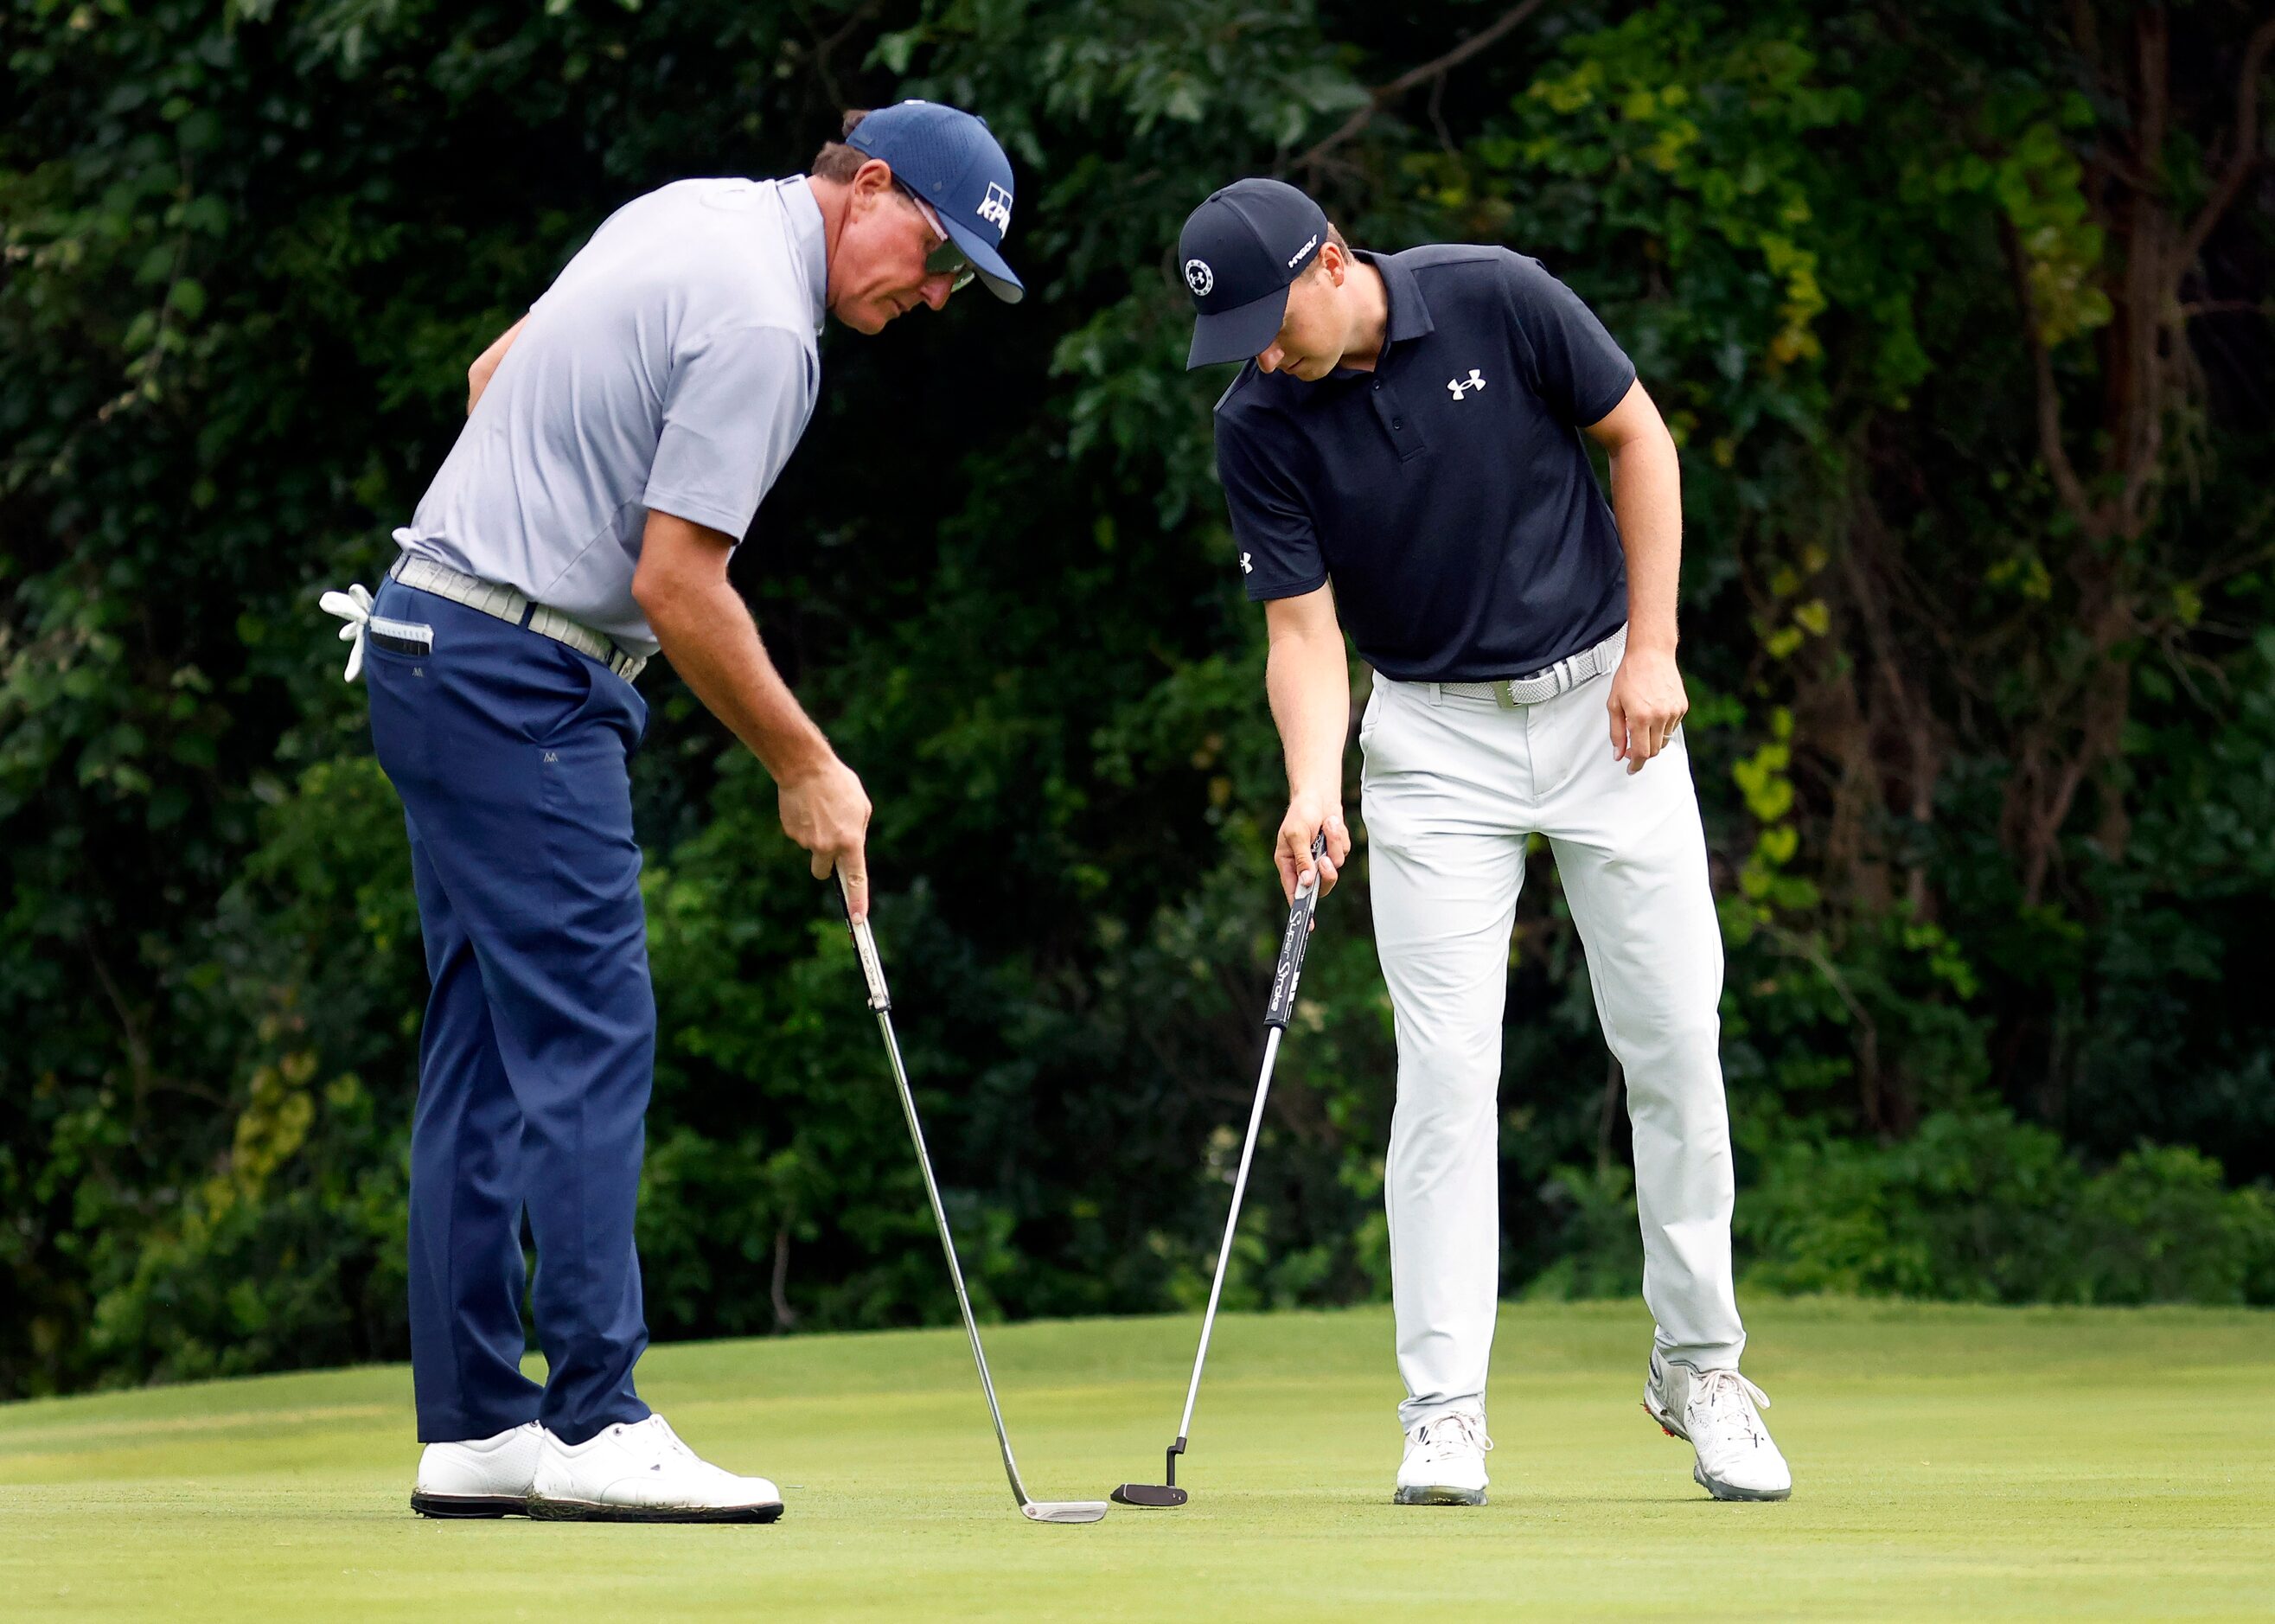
<box><xmin>977</xmin><ymin>182</ymin><xmax>1013</xmax><ymax>233</ymax></box>
<box><xmin>1184</xmin><ymin>259</ymin><xmax>1215</xmax><ymax>297</ymax></box>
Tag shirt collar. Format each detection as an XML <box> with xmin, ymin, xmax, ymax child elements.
<box><xmin>1358</xmin><ymin>249</ymin><xmax>1436</xmax><ymax>349</ymax></box>
<box><xmin>781</xmin><ymin>177</ymin><xmax>828</xmax><ymax>336</ymax></box>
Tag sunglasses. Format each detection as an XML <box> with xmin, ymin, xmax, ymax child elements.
<box><xmin>897</xmin><ymin>183</ymin><xmax>977</xmax><ymax>293</ymax></box>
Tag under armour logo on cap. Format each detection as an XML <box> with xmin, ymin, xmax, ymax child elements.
<box><xmin>1176</xmin><ymin>177</ymin><xmax>1332</xmax><ymax>368</ymax></box>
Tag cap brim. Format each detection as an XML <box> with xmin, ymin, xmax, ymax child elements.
<box><xmin>939</xmin><ymin>215</ymin><xmax>1024</xmax><ymax>305</ymax></box>
<box><xmin>1185</xmin><ymin>285</ymin><xmax>1288</xmax><ymax>368</ymax></box>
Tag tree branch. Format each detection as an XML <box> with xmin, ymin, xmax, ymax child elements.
<box><xmin>2175</xmin><ymin>16</ymin><xmax>2275</xmax><ymax>275</ymax></box>
<box><xmin>1998</xmin><ymin>218</ymin><xmax>2100</xmax><ymax>535</ymax></box>
<box><xmin>1761</xmin><ymin>921</ymin><xmax>1888</xmax><ymax>1132</ymax></box>
<box><xmin>789</xmin><ymin>0</ymin><xmax>882</xmax><ymax>112</ymax></box>
<box><xmin>1298</xmin><ymin>0</ymin><xmax>1551</xmax><ymax>170</ymax></box>
<box><xmin>770</xmin><ymin>1223</ymin><xmax>798</xmax><ymax>1333</ymax></box>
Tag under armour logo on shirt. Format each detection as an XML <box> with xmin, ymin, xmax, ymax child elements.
<box><xmin>1240</xmin><ymin>552</ymin><xmax>1254</xmax><ymax>574</ymax></box>
<box><xmin>1447</xmin><ymin>369</ymin><xmax>1486</xmax><ymax>401</ymax></box>
<box><xmin>977</xmin><ymin>182</ymin><xmax>1013</xmax><ymax>232</ymax></box>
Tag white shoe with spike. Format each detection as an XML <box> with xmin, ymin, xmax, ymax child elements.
<box><xmin>1644</xmin><ymin>1351</ymin><xmax>1793</xmax><ymax>1501</ymax></box>
<box><xmin>412</xmin><ymin>1421</ymin><xmax>543</xmax><ymax>1519</ymax></box>
<box><xmin>1395</xmin><ymin>1409</ymin><xmax>1493</xmax><ymax>1506</ymax></box>
<box><xmin>528</xmin><ymin>1414</ymin><xmax>783</xmax><ymax>1524</ymax></box>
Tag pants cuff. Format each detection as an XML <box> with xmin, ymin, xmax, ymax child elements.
<box><xmin>1397</xmin><ymin>1396</ymin><xmax>1486</xmax><ymax>1432</ymax></box>
<box><xmin>1653</xmin><ymin>1338</ymin><xmax>1745</xmax><ymax>1372</ymax></box>
<box><xmin>416</xmin><ymin>1405</ymin><xmax>540</xmax><ymax>1446</ymax></box>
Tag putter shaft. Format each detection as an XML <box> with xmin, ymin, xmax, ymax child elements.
<box><xmin>1174</xmin><ymin>1026</ymin><xmax>1283</xmax><ymax>1446</ymax></box>
<box><xmin>841</xmin><ymin>883</ymin><xmax>1106</xmax><ymax>1524</ymax></box>
<box><xmin>869</xmin><ymin>1005</ymin><xmax>1032</xmax><ymax>1505</ymax></box>
<box><xmin>1136</xmin><ymin>835</ymin><xmax>1326</xmax><ymax>1501</ymax></box>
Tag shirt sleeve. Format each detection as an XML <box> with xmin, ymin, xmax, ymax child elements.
<box><xmin>643</xmin><ymin>323</ymin><xmax>815</xmax><ymax>540</ymax></box>
<box><xmin>1502</xmin><ymin>254</ymin><xmax>1636</xmax><ymax>428</ymax></box>
<box><xmin>1215</xmin><ymin>412</ymin><xmax>1327</xmax><ymax>602</ymax></box>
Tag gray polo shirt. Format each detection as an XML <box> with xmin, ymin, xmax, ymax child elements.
<box><xmin>393</xmin><ymin>176</ymin><xmax>828</xmax><ymax>657</ymax></box>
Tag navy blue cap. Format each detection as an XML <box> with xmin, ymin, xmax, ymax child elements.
<box><xmin>1178</xmin><ymin>179</ymin><xmax>1330</xmax><ymax>368</ymax></box>
<box><xmin>847</xmin><ymin>99</ymin><xmax>1024</xmax><ymax>304</ymax></box>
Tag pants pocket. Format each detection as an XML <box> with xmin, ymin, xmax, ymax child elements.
<box><xmin>520</xmin><ymin>642</ymin><xmax>598</xmax><ymax>747</ymax></box>
<box><xmin>367</xmin><ymin>616</ymin><xmax>435</xmax><ymax>659</ymax></box>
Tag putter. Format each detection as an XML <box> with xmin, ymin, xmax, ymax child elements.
<box><xmin>836</xmin><ymin>874</ymin><xmax>1109</xmax><ymax>1525</ymax></box>
<box><xmin>1113</xmin><ymin>832</ymin><xmax>1329</xmax><ymax>1508</ymax></box>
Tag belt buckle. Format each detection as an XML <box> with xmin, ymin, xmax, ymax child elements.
<box><xmin>1492</xmin><ymin>680</ymin><xmax>1518</xmax><ymax>710</ymax></box>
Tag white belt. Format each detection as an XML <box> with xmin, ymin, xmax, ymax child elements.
<box><xmin>316</xmin><ymin>557</ymin><xmax>649</xmax><ymax>684</ymax></box>
<box><xmin>1417</xmin><ymin>625</ymin><xmax>1627</xmax><ymax>708</ymax></box>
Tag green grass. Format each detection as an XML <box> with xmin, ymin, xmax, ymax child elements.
<box><xmin>2</xmin><ymin>1298</ymin><xmax>2268</xmax><ymax>1621</ymax></box>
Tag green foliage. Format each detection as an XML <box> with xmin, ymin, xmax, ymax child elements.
<box><xmin>1522</xmin><ymin>1165</ymin><xmax>1646</xmax><ymax>1302</ymax></box>
<box><xmin>1740</xmin><ymin>1111</ymin><xmax>2275</xmax><ymax>1306</ymax></box>
<box><xmin>78</xmin><ymin>756</ymin><xmax>420</xmax><ymax>1384</ymax></box>
<box><xmin>3</xmin><ymin>0</ymin><xmax>2271</xmax><ymax>1399</ymax></box>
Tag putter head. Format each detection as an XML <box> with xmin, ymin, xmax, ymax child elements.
<box><xmin>1109</xmin><ymin>1482</ymin><xmax>1188</xmax><ymax>1507</ymax></box>
<box><xmin>1021</xmin><ymin>1499</ymin><xmax>1110</xmax><ymax>1524</ymax></box>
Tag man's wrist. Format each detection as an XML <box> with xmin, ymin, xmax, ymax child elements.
<box><xmin>766</xmin><ymin>732</ymin><xmax>840</xmax><ymax>788</ymax></box>
<box><xmin>1626</xmin><ymin>620</ymin><xmax>1679</xmax><ymax>656</ymax></box>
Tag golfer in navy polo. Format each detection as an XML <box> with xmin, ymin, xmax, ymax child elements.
<box><xmin>1178</xmin><ymin>180</ymin><xmax>1792</xmax><ymax>1506</ymax></box>
<box><xmin>321</xmin><ymin>101</ymin><xmax>1026</xmax><ymax>1523</ymax></box>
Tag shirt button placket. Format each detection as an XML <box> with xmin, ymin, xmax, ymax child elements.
<box><xmin>1371</xmin><ymin>376</ymin><xmax>1419</xmax><ymax>456</ymax></box>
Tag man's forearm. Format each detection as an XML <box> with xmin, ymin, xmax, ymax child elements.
<box><xmin>1266</xmin><ymin>626</ymin><xmax>1350</xmax><ymax>805</ymax></box>
<box><xmin>467</xmin><ymin>316</ymin><xmax>528</xmax><ymax>416</ymax></box>
<box><xmin>644</xmin><ymin>576</ymin><xmax>834</xmax><ymax>783</ymax></box>
<box><xmin>1607</xmin><ymin>431</ymin><xmax>1684</xmax><ymax>653</ymax></box>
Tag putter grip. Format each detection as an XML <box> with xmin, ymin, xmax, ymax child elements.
<box><xmin>837</xmin><ymin>873</ymin><xmax>891</xmax><ymax>1013</ymax></box>
<box><xmin>1263</xmin><ymin>833</ymin><xmax>1329</xmax><ymax>1030</ymax></box>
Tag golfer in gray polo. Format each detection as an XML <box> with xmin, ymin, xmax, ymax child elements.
<box><xmin>323</xmin><ymin>100</ymin><xmax>1026</xmax><ymax>1523</ymax></box>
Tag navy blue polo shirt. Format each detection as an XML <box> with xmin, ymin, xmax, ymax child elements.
<box><xmin>1213</xmin><ymin>246</ymin><xmax>1636</xmax><ymax>682</ymax></box>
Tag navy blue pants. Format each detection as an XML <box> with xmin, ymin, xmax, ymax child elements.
<box><xmin>366</xmin><ymin>578</ymin><xmax>655</xmax><ymax>1447</ymax></box>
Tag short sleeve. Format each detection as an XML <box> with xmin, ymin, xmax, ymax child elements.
<box><xmin>643</xmin><ymin>323</ymin><xmax>815</xmax><ymax>540</ymax></box>
<box><xmin>1215</xmin><ymin>413</ymin><xmax>1327</xmax><ymax>602</ymax></box>
<box><xmin>1502</xmin><ymin>255</ymin><xmax>1635</xmax><ymax>428</ymax></box>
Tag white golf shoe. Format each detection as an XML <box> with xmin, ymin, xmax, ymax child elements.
<box><xmin>1644</xmin><ymin>1351</ymin><xmax>1793</xmax><ymax>1501</ymax></box>
<box><xmin>527</xmin><ymin>1414</ymin><xmax>784</xmax><ymax>1523</ymax></box>
<box><xmin>411</xmin><ymin>1420</ymin><xmax>544</xmax><ymax>1518</ymax></box>
<box><xmin>1394</xmin><ymin>1410</ymin><xmax>1492</xmax><ymax>1506</ymax></box>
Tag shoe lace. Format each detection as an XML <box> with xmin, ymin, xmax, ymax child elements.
<box><xmin>622</xmin><ymin>1416</ymin><xmax>695</xmax><ymax>1463</ymax></box>
<box><xmin>1692</xmin><ymin>1369</ymin><xmax>1771</xmax><ymax>1446</ymax></box>
<box><xmin>1415</xmin><ymin>1412</ymin><xmax>1493</xmax><ymax>1462</ymax></box>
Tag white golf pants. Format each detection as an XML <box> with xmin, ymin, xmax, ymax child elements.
<box><xmin>1358</xmin><ymin>661</ymin><xmax>1746</xmax><ymax>1430</ymax></box>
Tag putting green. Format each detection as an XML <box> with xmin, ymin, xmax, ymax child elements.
<box><xmin>2</xmin><ymin>1298</ymin><xmax>2268</xmax><ymax>1621</ymax></box>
